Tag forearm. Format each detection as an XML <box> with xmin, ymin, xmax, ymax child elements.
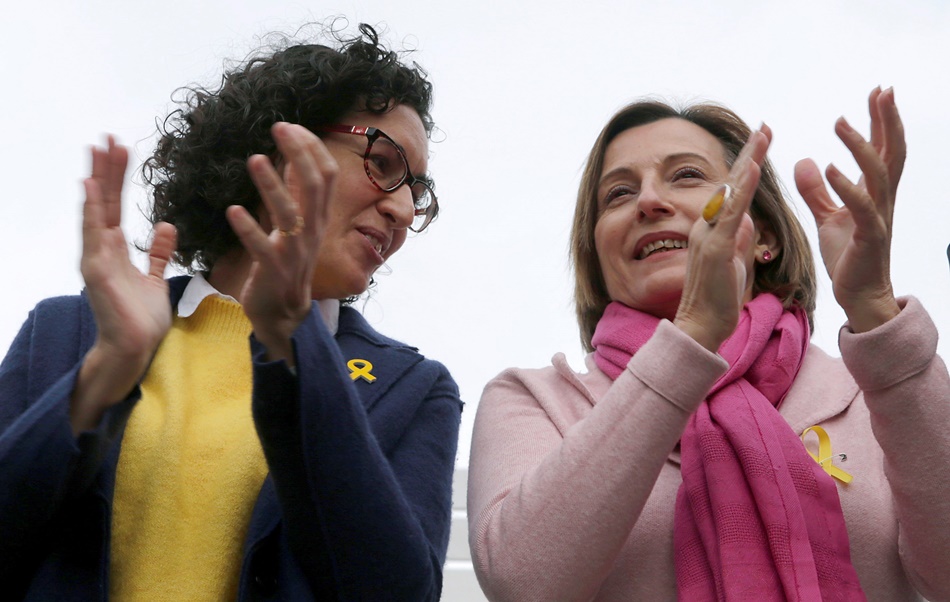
<box><xmin>0</xmin><ymin>364</ymin><xmax>136</xmax><ymax>557</ymax></box>
<box><xmin>251</xmin><ymin>312</ymin><xmax>459</xmax><ymax>600</ymax></box>
<box><xmin>70</xmin><ymin>343</ymin><xmax>149</xmax><ymax>434</ymax></box>
<box><xmin>840</xmin><ymin>297</ymin><xmax>950</xmax><ymax>599</ymax></box>
<box><xmin>469</xmin><ymin>321</ymin><xmax>726</xmax><ymax>601</ymax></box>
<box><xmin>0</xmin><ymin>303</ymin><xmax>138</xmax><ymax>560</ymax></box>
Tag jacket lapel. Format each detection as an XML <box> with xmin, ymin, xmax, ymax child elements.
<box><xmin>780</xmin><ymin>344</ymin><xmax>860</xmax><ymax>434</ymax></box>
<box><xmin>333</xmin><ymin>307</ymin><xmax>423</xmax><ymax>414</ymax></box>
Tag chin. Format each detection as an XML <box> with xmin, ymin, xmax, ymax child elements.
<box><xmin>612</xmin><ymin>286</ymin><xmax>684</xmax><ymax>319</ymax></box>
<box><xmin>311</xmin><ymin>270</ymin><xmax>374</xmax><ymax>301</ymax></box>
<box><xmin>348</xmin><ymin>274</ymin><xmax>375</xmax><ymax>298</ymax></box>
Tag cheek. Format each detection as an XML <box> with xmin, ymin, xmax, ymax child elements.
<box><xmin>593</xmin><ymin>214</ymin><xmax>623</xmax><ymax>267</ymax></box>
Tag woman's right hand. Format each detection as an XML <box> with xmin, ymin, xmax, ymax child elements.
<box><xmin>70</xmin><ymin>137</ymin><xmax>177</xmax><ymax>434</ymax></box>
<box><xmin>673</xmin><ymin>126</ymin><xmax>771</xmax><ymax>352</ymax></box>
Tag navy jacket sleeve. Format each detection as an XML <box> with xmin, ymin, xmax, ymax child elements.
<box><xmin>0</xmin><ymin>295</ymin><xmax>137</xmax><ymax>593</ymax></box>
<box><xmin>248</xmin><ymin>306</ymin><xmax>462</xmax><ymax>600</ymax></box>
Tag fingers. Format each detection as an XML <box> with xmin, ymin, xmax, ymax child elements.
<box><xmin>711</xmin><ymin>128</ymin><xmax>770</xmax><ymax>234</ymax></box>
<box><xmin>867</xmin><ymin>86</ymin><xmax>884</xmax><ymax>153</ymax></box>
<box><xmin>718</xmin><ymin>162</ymin><xmax>762</xmax><ymax>231</ymax></box>
<box><xmin>876</xmin><ymin>87</ymin><xmax>906</xmax><ymax>190</ymax></box>
<box><xmin>225</xmin><ymin>204</ymin><xmax>275</xmax><ymax>263</ymax></box>
<box><xmin>823</xmin><ymin>162</ymin><xmax>893</xmax><ymax>236</ymax></box>
<box><xmin>249</xmin><ymin>122</ymin><xmax>338</xmax><ymax>238</ymax></box>
<box><xmin>836</xmin><ymin>88</ymin><xmax>906</xmax><ymax>200</ymax></box>
<box><xmin>794</xmin><ymin>158</ymin><xmax>838</xmax><ymax>225</ymax></box>
<box><xmin>81</xmin><ymin>177</ymin><xmax>105</xmax><ymax>258</ymax></box>
<box><xmin>247</xmin><ymin>154</ymin><xmax>295</xmax><ymax>232</ymax></box>
<box><xmin>833</xmin><ymin>117</ymin><xmax>889</xmax><ymax>205</ymax></box>
<box><xmin>89</xmin><ymin>136</ymin><xmax>128</xmax><ymax>228</ymax></box>
<box><xmin>147</xmin><ymin>222</ymin><xmax>178</xmax><ymax>280</ymax></box>
<box><xmin>276</xmin><ymin>123</ymin><xmax>337</xmax><ymax>236</ymax></box>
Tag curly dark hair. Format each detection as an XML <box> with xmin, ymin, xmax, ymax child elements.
<box><xmin>141</xmin><ymin>22</ymin><xmax>434</xmax><ymax>272</ymax></box>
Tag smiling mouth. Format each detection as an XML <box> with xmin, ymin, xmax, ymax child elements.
<box><xmin>638</xmin><ymin>239</ymin><xmax>687</xmax><ymax>260</ymax></box>
<box><xmin>362</xmin><ymin>232</ymin><xmax>385</xmax><ymax>255</ymax></box>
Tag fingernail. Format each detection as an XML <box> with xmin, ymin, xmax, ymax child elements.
<box><xmin>836</xmin><ymin>116</ymin><xmax>853</xmax><ymax>133</ymax></box>
<box><xmin>702</xmin><ymin>185</ymin><xmax>729</xmax><ymax>224</ymax></box>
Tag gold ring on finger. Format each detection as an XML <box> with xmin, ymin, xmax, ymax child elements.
<box><xmin>278</xmin><ymin>215</ymin><xmax>305</xmax><ymax>237</ymax></box>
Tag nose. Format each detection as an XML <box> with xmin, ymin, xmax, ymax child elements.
<box><xmin>378</xmin><ymin>184</ymin><xmax>415</xmax><ymax>230</ymax></box>
<box><xmin>636</xmin><ymin>179</ymin><xmax>674</xmax><ymax>221</ymax></box>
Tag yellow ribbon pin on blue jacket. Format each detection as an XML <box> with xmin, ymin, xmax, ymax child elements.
<box><xmin>347</xmin><ymin>359</ymin><xmax>376</xmax><ymax>383</ymax></box>
<box><xmin>801</xmin><ymin>425</ymin><xmax>853</xmax><ymax>484</ymax></box>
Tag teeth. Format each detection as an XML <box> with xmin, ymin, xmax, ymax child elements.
<box><xmin>363</xmin><ymin>233</ymin><xmax>384</xmax><ymax>255</ymax></box>
<box><xmin>638</xmin><ymin>239</ymin><xmax>686</xmax><ymax>260</ymax></box>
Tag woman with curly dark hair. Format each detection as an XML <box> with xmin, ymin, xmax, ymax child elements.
<box><xmin>0</xmin><ymin>23</ymin><xmax>461</xmax><ymax>601</ymax></box>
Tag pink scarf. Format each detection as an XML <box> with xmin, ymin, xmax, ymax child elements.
<box><xmin>592</xmin><ymin>294</ymin><xmax>866</xmax><ymax>601</ymax></box>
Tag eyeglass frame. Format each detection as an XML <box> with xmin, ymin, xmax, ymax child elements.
<box><xmin>316</xmin><ymin>124</ymin><xmax>439</xmax><ymax>232</ymax></box>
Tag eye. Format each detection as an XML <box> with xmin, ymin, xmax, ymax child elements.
<box><xmin>410</xmin><ymin>179</ymin><xmax>434</xmax><ymax>210</ymax></box>
<box><xmin>672</xmin><ymin>166</ymin><xmax>706</xmax><ymax>182</ymax></box>
<box><xmin>366</xmin><ymin>152</ymin><xmax>393</xmax><ymax>177</ymax></box>
<box><xmin>603</xmin><ymin>185</ymin><xmax>637</xmax><ymax>206</ymax></box>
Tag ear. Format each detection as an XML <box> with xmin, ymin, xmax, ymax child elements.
<box><xmin>753</xmin><ymin>219</ymin><xmax>781</xmax><ymax>264</ymax></box>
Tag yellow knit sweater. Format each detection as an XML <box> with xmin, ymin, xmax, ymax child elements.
<box><xmin>110</xmin><ymin>296</ymin><xmax>268</xmax><ymax>600</ymax></box>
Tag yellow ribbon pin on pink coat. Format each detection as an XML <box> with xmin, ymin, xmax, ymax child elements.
<box><xmin>801</xmin><ymin>425</ymin><xmax>853</xmax><ymax>484</ymax></box>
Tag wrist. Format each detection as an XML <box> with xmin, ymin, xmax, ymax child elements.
<box><xmin>71</xmin><ymin>344</ymin><xmax>149</xmax><ymax>434</ymax></box>
<box><xmin>252</xmin><ymin>328</ymin><xmax>296</xmax><ymax>367</ymax></box>
<box><xmin>673</xmin><ymin>316</ymin><xmax>727</xmax><ymax>353</ymax></box>
<box><xmin>843</xmin><ymin>295</ymin><xmax>901</xmax><ymax>333</ymax></box>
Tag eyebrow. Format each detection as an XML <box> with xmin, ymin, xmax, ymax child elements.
<box><xmin>389</xmin><ymin>137</ymin><xmax>430</xmax><ymax>182</ymax></box>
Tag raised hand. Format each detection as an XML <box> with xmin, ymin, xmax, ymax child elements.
<box><xmin>71</xmin><ymin>137</ymin><xmax>177</xmax><ymax>433</ymax></box>
<box><xmin>674</xmin><ymin>126</ymin><xmax>772</xmax><ymax>352</ymax></box>
<box><xmin>225</xmin><ymin>123</ymin><xmax>338</xmax><ymax>366</ymax></box>
<box><xmin>795</xmin><ymin>87</ymin><xmax>905</xmax><ymax>333</ymax></box>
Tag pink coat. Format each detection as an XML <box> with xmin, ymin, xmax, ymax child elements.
<box><xmin>468</xmin><ymin>298</ymin><xmax>950</xmax><ymax>601</ymax></box>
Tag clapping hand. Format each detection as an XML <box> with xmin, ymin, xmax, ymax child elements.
<box><xmin>71</xmin><ymin>137</ymin><xmax>177</xmax><ymax>433</ymax></box>
<box><xmin>225</xmin><ymin>123</ymin><xmax>338</xmax><ymax>367</ymax></box>
<box><xmin>795</xmin><ymin>87</ymin><xmax>905</xmax><ymax>333</ymax></box>
<box><xmin>674</xmin><ymin>126</ymin><xmax>772</xmax><ymax>352</ymax></box>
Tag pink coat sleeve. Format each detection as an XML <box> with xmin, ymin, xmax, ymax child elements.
<box><xmin>839</xmin><ymin>296</ymin><xmax>950</xmax><ymax>601</ymax></box>
<box><xmin>467</xmin><ymin>320</ymin><xmax>727</xmax><ymax>601</ymax></box>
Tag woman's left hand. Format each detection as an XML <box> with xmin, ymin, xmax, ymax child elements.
<box><xmin>795</xmin><ymin>87</ymin><xmax>905</xmax><ymax>333</ymax></box>
<box><xmin>225</xmin><ymin>122</ymin><xmax>338</xmax><ymax>366</ymax></box>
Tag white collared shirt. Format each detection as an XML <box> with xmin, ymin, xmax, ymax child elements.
<box><xmin>178</xmin><ymin>273</ymin><xmax>340</xmax><ymax>335</ymax></box>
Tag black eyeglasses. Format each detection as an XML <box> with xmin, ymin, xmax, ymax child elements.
<box><xmin>318</xmin><ymin>125</ymin><xmax>438</xmax><ymax>232</ymax></box>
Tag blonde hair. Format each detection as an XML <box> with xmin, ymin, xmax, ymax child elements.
<box><xmin>570</xmin><ymin>100</ymin><xmax>816</xmax><ymax>352</ymax></box>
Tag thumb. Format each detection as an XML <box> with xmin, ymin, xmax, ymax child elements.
<box><xmin>795</xmin><ymin>158</ymin><xmax>837</xmax><ymax>225</ymax></box>
<box><xmin>148</xmin><ymin>222</ymin><xmax>177</xmax><ymax>280</ymax></box>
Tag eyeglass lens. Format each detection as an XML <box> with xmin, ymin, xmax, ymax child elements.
<box><xmin>367</xmin><ymin>137</ymin><xmax>435</xmax><ymax>230</ymax></box>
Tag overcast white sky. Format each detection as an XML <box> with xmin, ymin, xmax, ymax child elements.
<box><xmin>2</xmin><ymin>1</ymin><xmax>949</xmax><ymax>466</ymax></box>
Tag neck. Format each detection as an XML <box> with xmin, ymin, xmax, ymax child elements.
<box><xmin>207</xmin><ymin>249</ymin><xmax>252</xmax><ymax>301</ymax></box>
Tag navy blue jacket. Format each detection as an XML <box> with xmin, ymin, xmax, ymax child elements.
<box><xmin>0</xmin><ymin>277</ymin><xmax>462</xmax><ymax>600</ymax></box>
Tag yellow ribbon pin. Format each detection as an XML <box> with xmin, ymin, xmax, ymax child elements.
<box><xmin>801</xmin><ymin>425</ymin><xmax>853</xmax><ymax>484</ymax></box>
<box><xmin>347</xmin><ymin>359</ymin><xmax>376</xmax><ymax>383</ymax></box>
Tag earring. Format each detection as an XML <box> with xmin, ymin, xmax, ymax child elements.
<box><xmin>761</xmin><ymin>250</ymin><xmax>773</xmax><ymax>262</ymax></box>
